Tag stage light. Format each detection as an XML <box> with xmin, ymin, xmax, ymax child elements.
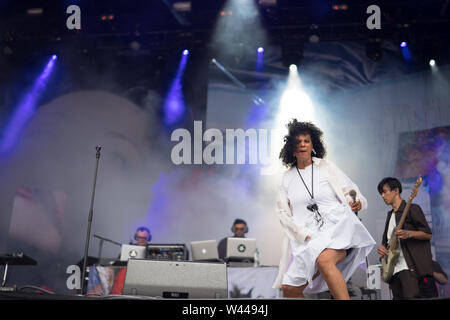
<box><xmin>309</xmin><ymin>24</ymin><xmax>320</xmax><ymax>43</ymax></box>
<box><xmin>263</xmin><ymin>66</ymin><xmax>316</xmax><ymax>175</ymax></box>
<box><xmin>289</xmin><ymin>64</ymin><xmax>297</xmax><ymax>72</ymax></box>
<box><xmin>1</xmin><ymin>55</ymin><xmax>57</xmax><ymax>153</ymax></box>
<box><xmin>163</xmin><ymin>50</ymin><xmax>189</xmax><ymax>126</ymax></box>
<box><xmin>130</xmin><ymin>41</ymin><xmax>141</xmax><ymax>51</ymax></box>
<box><xmin>27</xmin><ymin>8</ymin><xmax>43</xmax><ymax>16</ymax></box>
<box><xmin>400</xmin><ymin>41</ymin><xmax>407</xmax><ymax>48</ymax></box>
<box><xmin>101</xmin><ymin>14</ymin><xmax>114</xmax><ymax>21</ymax></box>
<box><xmin>258</xmin><ymin>0</ymin><xmax>277</xmax><ymax>6</ymax></box>
<box><xmin>257</xmin><ymin>47</ymin><xmax>264</xmax><ymax>71</ymax></box>
<box><xmin>429</xmin><ymin>59</ymin><xmax>436</xmax><ymax>66</ymax></box>
<box><xmin>173</xmin><ymin>1</ymin><xmax>191</xmax><ymax>12</ymax></box>
<box><xmin>309</xmin><ymin>34</ymin><xmax>319</xmax><ymax>43</ymax></box>
<box><xmin>332</xmin><ymin>4</ymin><xmax>348</xmax><ymax>11</ymax></box>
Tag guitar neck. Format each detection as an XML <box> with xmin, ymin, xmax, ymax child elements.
<box><xmin>398</xmin><ymin>201</ymin><xmax>412</xmax><ymax>229</ymax></box>
<box><xmin>389</xmin><ymin>201</ymin><xmax>412</xmax><ymax>251</ymax></box>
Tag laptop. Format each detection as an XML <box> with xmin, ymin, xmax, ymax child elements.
<box><xmin>226</xmin><ymin>238</ymin><xmax>256</xmax><ymax>261</ymax></box>
<box><xmin>190</xmin><ymin>240</ymin><xmax>220</xmax><ymax>262</ymax></box>
<box><xmin>119</xmin><ymin>244</ymin><xmax>147</xmax><ymax>261</ymax></box>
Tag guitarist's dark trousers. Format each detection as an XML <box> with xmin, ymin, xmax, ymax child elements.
<box><xmin>390</xmin><ymin>269</ymin><xmax>420</xmax><ymax>299</ymax></box>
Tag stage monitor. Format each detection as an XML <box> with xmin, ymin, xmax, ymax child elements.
<box><xmin>122</xmin><ymin>259</ymin><xmax>228</xmax><ymax>298</ymax></box>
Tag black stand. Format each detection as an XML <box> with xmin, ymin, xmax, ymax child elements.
<box><xmin>80</xmin><ymin>145</ymin><xmax>102</xmax><ymax>295</ymax></box>
<box><xmin>0</xmin><ymin>253</ymin><xmax>37</xmax><ymax>289</ymax></box>
<box><xmin>354</xmin><ymin>209</ymin><xmax>376</xmax><ymax>299</ymax></box>
<box><xmin>93</xmin><ymin>234</ymin><xmax>122</xmax><ymax>264</ymax></box>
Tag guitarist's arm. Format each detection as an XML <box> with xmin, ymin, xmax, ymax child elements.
<box><xmin>394</xmin><ymin>228</ymin><xmax>432</xmax><ymax>240</ymax></box>
<box><xmin>395</xmin><ymin>203</ymin><xmax>432</xmax><ymax>241</ymax></box>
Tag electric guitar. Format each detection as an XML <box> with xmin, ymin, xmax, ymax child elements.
<box><xmin>381</xmin><ymin>177</ymin><xmax>422</xmax><ymax>283</ymax></box>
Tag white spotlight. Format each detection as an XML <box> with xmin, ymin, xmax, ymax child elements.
<box><xmin>289</xmin><ymin>64</ymin><xmax>297</xmax><ymax>72</ymax></box>
<box><xmin>429</xmin><ymin>59</ymin><xmax>436</xmax><ymax>67</ymax></box>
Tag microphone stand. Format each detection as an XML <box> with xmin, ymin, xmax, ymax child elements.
<box><xmin>350</xmin><ymin>192</ymin><xmax>372</xmax><ymax>295</ymax></box>
<box><xmin>80</xmin><ymin>145</ymin><xmax>102</xmax><ymax>295</ymax></box>
<box><xmin>353</xmin><ymin>211</ymin><xmax>372</xmax><ymax>293</ymax></box>
<box><xmin>93</xmin><ymin>234</ymin><xmax>122</xmax><ymax>265</ymax></box>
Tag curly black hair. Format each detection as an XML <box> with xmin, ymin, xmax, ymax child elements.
<box><xmin>279</xmin><ymin>119</ymin><xmax>326</xmax><ymax>168</ymax></box>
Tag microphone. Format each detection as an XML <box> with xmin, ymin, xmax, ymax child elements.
<box><xmin>95</xmin><ymin>145</ymin><xmax>102</xmax><ymax>159</ymax></box>
<box><xmin>349</xmin><ymin>189</ymin><xmax>358</xmax><ymax>216</ymax></box>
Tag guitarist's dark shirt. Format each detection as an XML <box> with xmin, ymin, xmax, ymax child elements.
<box><xmin>382</xmin><ymin>200</ymin><xmax>433</xmax><ymax>277</ymax></box>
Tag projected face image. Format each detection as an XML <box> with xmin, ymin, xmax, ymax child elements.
<box><xmin>4</xmin><ymin>90</ymin><xmax>155</xmax><ymax>253</ymax></box>
<box><xmin>16</xmin><ymin>91</ymin><xmax>151</xmax><ymax>177</ymax></box>
<box><xmin>9</xmin><ymin>187</ymin><xmax>66</xmax><ymax>255</ymax></box>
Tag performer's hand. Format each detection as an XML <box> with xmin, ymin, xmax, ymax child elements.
<box><xmin>394</xmin><ymin>228</ymin><xmax>411</xmax><ymax>240</ymax></box>
<box><xmin>349</xmin><ymin>199</ymin><xmax>361</xmax><ymax>212</ymax></box>
<box><xmin>378</xmin><ymin>245</ymin><xmax>388</xmax><ymax>258</ymax></box>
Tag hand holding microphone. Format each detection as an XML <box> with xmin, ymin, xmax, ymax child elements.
<box><xmin>348</xmin><ymin>189</ymin><xmax>361</xmax><ymax>215</ymax></box>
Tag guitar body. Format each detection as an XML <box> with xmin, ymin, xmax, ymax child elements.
<box><xmin>381</xmin><ymin>248</ymin><xmax>400</xmax><ymax>283</ymax></box>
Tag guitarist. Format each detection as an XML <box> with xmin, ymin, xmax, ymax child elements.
<box><xmin>377</xmin><ymin>177</ymin><xmax>434</xmax><ymax>299</ymax></box>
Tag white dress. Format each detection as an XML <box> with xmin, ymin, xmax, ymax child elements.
<box><xmin>281</xmin><ymin>163</ymin><xmax>375</xmax><ymax>294</ymax></box>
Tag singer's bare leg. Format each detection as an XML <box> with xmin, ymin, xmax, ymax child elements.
<box><xmin>282</xmin><ymin>272</ymin><xmax>320</xmax><ymax>298</ymax></box>
<box><xmin>282</xmin><ymin>283</ymin><xmax>308</xmax><ymax>298</ymax></box>
<box><xmin>316</xmin><ymin>248</ymin><xmax>349</xmax><ymax>300</ymax></box>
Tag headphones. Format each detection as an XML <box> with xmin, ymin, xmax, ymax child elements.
<box><xmin>231</xmin><ymin>219</ymin><xmax>248</xmax><ymax>234</ymax></box>
<box><xmin>134</xmin><ymin>226</ymin><xmax>152</xmax><ymax>242</ymax></box>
